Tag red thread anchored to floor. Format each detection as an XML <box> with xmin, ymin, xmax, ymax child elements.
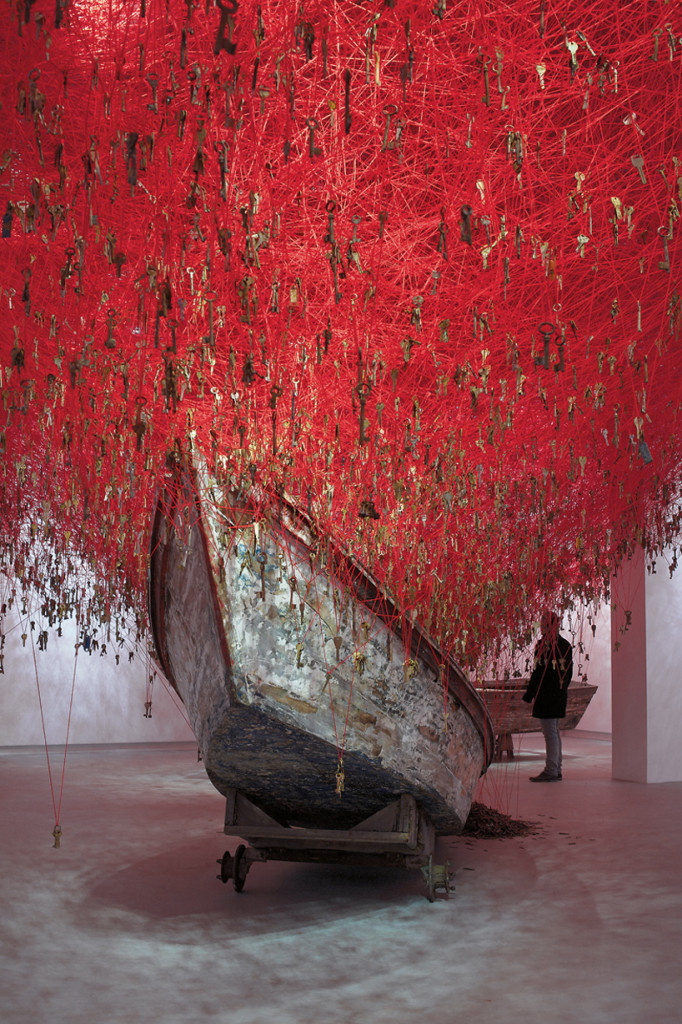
<box><xmin>31</xmin><ymin>610</ymin><xmax>80</xmax><ymax>847</ymax></box>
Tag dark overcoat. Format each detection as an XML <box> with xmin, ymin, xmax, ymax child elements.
<box><xmin>522</xmin><ymin>633</ymin><xmax>573</xmax><ymax>719</ymax></box>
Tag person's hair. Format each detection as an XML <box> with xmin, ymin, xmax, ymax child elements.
<box><xmin>541</xmin><ymin>609</ymin><xmax>559</xmax><ymax>630</ymax></box>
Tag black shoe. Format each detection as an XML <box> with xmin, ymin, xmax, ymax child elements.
<box><xmin>530</xmin><ymin>771</ymin><xmax>562</xmax><ymax>782</ymax></box>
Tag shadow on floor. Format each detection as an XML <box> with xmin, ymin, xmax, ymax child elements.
<box><xmin>81</xmin><ymin>836</ymin><xmax>430</xmax><ymax>930</ymax></box>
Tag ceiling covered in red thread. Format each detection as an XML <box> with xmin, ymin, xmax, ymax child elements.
<box><xmin>1</xmin><ymin>0</ymin><xmax>681</xmax><ymax>666</ymax></box>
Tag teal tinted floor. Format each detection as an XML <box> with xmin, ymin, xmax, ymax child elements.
<box><xmin>1</xmin><ymin>734</ymin><xmax>680</xmax><ymax>1024</ymax></box>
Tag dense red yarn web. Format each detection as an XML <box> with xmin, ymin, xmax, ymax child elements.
<box><xmin>1</xmin><ymin>0</ymin><xmax>681</xmax><ymax>683</ymax></box>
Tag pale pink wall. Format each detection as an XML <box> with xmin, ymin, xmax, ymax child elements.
<box><xmin>575</xmin><ymin>601</ymin><xmax>612</xmax><ymax>735</ymax></box>
<box><xmin>0</xmin><ymin>607</ymin><xmax>194</xmax><ymax>746</ymax></box>
<box><xmin>611</xmin><ymin>549</ymin><xmax>649</xmax><ymax>780</ymax></box>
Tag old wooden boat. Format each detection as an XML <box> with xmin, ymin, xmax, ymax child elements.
<box><xmin>478</xmin><ymin>679</ymin><xmax>598</xmax><ymax>759</ymax></box>
<box><xmin>148</xmin><ymin>455</ymin><xmax>495</xmax><ymax>855</ymax></box>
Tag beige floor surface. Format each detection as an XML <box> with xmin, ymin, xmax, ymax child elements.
<box><xmin>1</xmin><ymin>733</ymin><xmax>680</xmax><ymax>1024</ymax></box>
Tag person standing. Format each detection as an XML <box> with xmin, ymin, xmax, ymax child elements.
<box><xmin>522</xmin><ymin>611</ymin><xmax>573</xmax><ymax>781</ymax></box>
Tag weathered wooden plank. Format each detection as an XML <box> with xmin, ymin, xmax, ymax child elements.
<box><xmin>222</xmin><ymin>824</ymin><xmax>418</xmax><ymax>852</ymax></box>
<box><xmin>222</xmin><ymin>791</ymin><xmax>423</xmax><ymax>853</ymax></box>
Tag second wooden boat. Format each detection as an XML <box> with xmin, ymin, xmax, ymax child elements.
<box><xmin>479</xmin><ymin>679</ymin><xmax>599</xmax><ymax>759</ymax></box>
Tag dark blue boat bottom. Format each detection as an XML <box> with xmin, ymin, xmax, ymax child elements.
<box><xmin>204</xmin><ymin>705</ymin><xmax>464</xmax><ymax>835</ymax></box>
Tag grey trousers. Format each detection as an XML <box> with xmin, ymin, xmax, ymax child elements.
<box><xmin>540</xmin><ymin>718</ymin><xmax>562</xmax><ymax>777</ymax></box>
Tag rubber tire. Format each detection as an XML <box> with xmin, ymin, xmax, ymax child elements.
<box><xmin>218</xmin><ymin>850</ymin><xmax>233</xmax><ymax>885</ymax></box>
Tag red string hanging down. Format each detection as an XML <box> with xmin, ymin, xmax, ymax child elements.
<box><xmin>0</xmin><ymin>0</ymin><xmax>680</xmax><ymax>676</ymax></box>
<box><xmin>30</xmin><ymin>608</ymin><xmax>80</xmax><ymax>848</ymax></box>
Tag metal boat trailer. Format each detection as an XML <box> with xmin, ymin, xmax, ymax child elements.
<box><xmin>216</xmin><ymin>789</ymin><xmax>453</xmax><ymax>902</ymax></box>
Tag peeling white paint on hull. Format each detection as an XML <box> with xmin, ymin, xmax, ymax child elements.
<box><xmin>149</xmin><ymin>461</ymin><xmax>494</xmax><ymax>835</ymax></box>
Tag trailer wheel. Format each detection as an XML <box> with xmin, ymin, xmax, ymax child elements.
<box><xmin>216</xmin><ymin>851</ymin><xmax>233</xmax><ymax>884</ymax></box>
<box><xmin>233</xmin><ymin>844</ymin><xmax>247</xmax><ymax>892</ymax></box>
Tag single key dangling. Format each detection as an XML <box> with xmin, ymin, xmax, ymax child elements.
<box><xmin>335</xmin><ymin>759</ymin><xmax>345</xmax><ymax>796</ymax></box>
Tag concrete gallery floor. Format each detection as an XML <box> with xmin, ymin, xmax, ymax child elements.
<box><xmin>1</xmin><ymin>734</ymin><xmax>681</xmax><ymax>1024</ymax></box>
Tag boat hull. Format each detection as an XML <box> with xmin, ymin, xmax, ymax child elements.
<box><xmin>479</xmin><ymin>680</ymin><xmax>598</xmax><ymax>755</ymax></box>
<box><xmin>149</xmin><ymin>460</ymin><xmax>494</xmax><ymax>834</ymax></box>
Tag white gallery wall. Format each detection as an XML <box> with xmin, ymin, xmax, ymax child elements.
<box><xmin>0</xmin><ymin>606</ymin><xmax>194</xmax><ymax>746</ymax></box>
<box><xmin>612</xmin><ymin>547</ymin><xmax>682</xmax><ymax>783</ymax></box>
